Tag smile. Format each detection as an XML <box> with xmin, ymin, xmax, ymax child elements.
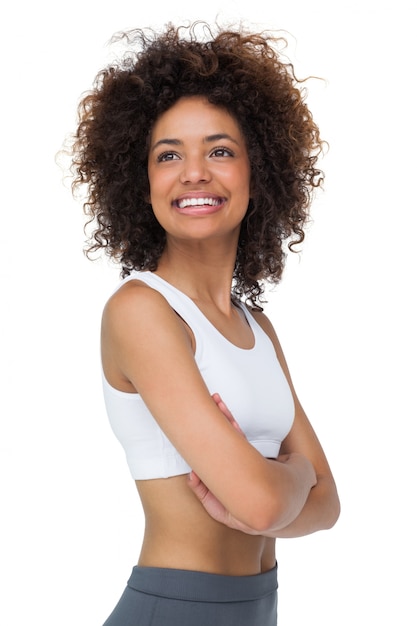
<box><xmin>176</xmin><ymin>197</ymin><xmax>224</xmax><ymax>209</ymax></box>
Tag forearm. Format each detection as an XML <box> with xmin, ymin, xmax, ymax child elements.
<box><xmin>188</xmin><ymin>452</ymin><xmax>317</xmax><ymax>535</ymax></box>
<box><xmin>220</xmin><ymin>453</ymin><xmax>317</xmax><ymax>534</ymax></box>
<box><xmin>252</xmin><ymin>455</ymin><xmax>314</xmax><ymax>531</ymax></box>
<box><xmin>262</xmin><ymin>474</ymin><xmax>340</xmax><ymax>538</ymax></box>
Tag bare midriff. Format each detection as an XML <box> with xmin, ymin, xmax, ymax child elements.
<box><xmin>135</xmin><ymin>475</ymin><xmax>276</xmax><ymax>576</ymax></box>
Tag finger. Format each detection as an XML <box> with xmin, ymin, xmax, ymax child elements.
<box><xmin>188</xmin><ymin>474</ymin><xmax>210</xmax><ymax>500</ymax></box>
<box><xmin>212</xmin><ymin>393</ymin><xmax>234</xmax><ymax>420</ymax></box>
<box><xmin>212</xmin><ymin>393</ymin><xmax>245</xmax><ymax>436</ymax></box>
<box><xmin>187</xmin><ymin>469</ymin><xmax>204</xmax><ymax>485</ymax></box>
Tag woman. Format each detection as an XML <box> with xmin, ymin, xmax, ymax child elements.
<box><xmin>70</xmin><ymin>23</ymin><xmax>340</xmax><ymax>626</ymax></box>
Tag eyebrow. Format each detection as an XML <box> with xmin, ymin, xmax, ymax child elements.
<box><xmin>150</xmin><ymin>133</ymin><xmax>239</xmax><ymax>152</ymax></box>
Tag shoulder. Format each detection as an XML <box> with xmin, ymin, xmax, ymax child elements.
<box><xmin>102</xmin><ymin>278</ymin><xmax>194</xmax><ymax>387</ymax></box>
<box><xmin>249</xmin><ymin>308</ymin><xmax>279</xmax><ymax>344</ymax></box>
<box><xmin>104</xmin><ymin>276</ymin><xmax>193</xmax><ymax>341</ymax></box>
<box><xmin>250</xmin><ymin>307</ymin><xmax>292</xmax><ymax>380</ymax></box>
<box><xmin>103</xmin><ymin>278</ymin><xmax>172</xmax><ymax>324</ymax></box>
<box><xmin>102</xmin><ymin>277</ymin><xmax>192</xmax><ymax>349</ymax></box>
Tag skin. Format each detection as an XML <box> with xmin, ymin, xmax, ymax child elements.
<box><xmin>101</xmin><ymin>96</ymin><xmax>340</xmax><ymax>576</ymax></box>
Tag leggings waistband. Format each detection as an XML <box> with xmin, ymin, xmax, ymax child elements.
<box><xmin>127</xmin><ymin>564</ymin><xmax>278</xmax><ymax>603</ymax></box>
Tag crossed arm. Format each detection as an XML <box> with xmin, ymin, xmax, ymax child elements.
<box><xmin>188</xmin><ymin>393</ymin><xmax>340</xmax><ymax>538</ymax></box>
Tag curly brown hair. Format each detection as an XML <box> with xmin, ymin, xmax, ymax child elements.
<box><xmin>70</xmin><ymin>22</ymin><xmax>324</xmax><ymax>307</ymax></box>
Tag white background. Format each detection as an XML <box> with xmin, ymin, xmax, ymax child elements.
<box><xmin>1</xmin><ymin>1</ymin><xmax>416</xmax><ymax>624</ymax></box>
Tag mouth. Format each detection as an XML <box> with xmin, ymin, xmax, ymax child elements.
<box><xmin>173</xmin><ymin>195</ymin><xmax>226</xmax><ymax>215</ymax></box>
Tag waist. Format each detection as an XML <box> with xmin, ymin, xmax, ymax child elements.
<box><xmin>138</xmin><ymin>530</ymin><xmax>275</xmax><ymax>576</ymax></box>
<box><xmin>137</xmin><ymin>475</ymin><xmax>276</xmax><ymax>575</ymax></box>
<box><xmin>127</xmin><ymin>562</ymin><xmax>278</xmax><ymax>602</ymax></box>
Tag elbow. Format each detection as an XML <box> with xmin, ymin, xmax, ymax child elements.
<box><xmin>241</xmin><ymin>488</ymin><xmax>291</xmax><ymax>534</ymax></box>
<box><xmin>324</xmin><ymin>491</ymin><xmax>341</xmax><ymax>530</ymax></box>
<box><xmin>243</xmin><ymin>482</ymin><xmax>341</xmax><ymax>535</ymax></box>
<box><xmin>310</xmin><ymin>472</ymin><xmax>341</xmax><ymax>532</ymax></box>
<box><xmin>314</xmin><ymin>481</ymin><xmax>341</xmax><ymax>532</ymax></box>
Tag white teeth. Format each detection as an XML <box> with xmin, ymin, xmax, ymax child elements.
<box><xmin>178</xmin><ymin>197</ymin><xmax>221</xmax><ymax>209</ymax></box>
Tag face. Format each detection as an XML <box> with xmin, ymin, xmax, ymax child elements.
<box><xmin>147</xmin><ymin>96</ymin><xmax>251</xmax><ymax>245</ymax></box>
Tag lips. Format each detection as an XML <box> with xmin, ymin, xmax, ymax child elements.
<box><xmin>173</xmin><ymin>194</ymin><xmax>226</xmax><ymax>215</ymax></box>
<box><xmin>177</xmin><ymin>196</ymin><xmax>223</xmax><ymax>209</ymax></box>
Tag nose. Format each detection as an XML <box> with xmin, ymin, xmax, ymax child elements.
<box><xmin>179</xmin><ymin>155</ymin><xmax>211</xmax><ymax>184</ymax></box>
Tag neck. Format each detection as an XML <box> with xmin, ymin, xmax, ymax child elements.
<box><xmin>155</xmin><ymin>237</ymin><xmax>238</xmax><ymax>311</ymax></box>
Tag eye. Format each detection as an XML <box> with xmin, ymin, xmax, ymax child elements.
<box><xmin>210</xmin><ymin>147</ymin><xmax>234</xmax><ymax>158</ymax></box>
<box><xmin>157</xmin><ymin>151</ymin><xmax>180</xmax><ymax>163</ymax></box>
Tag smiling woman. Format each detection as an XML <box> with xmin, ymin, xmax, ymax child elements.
<box><xmin>68</xmin><ymin>22</ymin><xmax>339</xmax><ymax>626</ymax></box>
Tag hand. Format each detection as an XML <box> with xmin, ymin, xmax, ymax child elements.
<box><xmin>187</xmin><ymin>393</ymin><xmax>259</xmax><ymax>534</ymax></box>
<box><xmin>187</xmin><ymin>470</ymin><xmax>259</xmax><ymax>534</ymax></box>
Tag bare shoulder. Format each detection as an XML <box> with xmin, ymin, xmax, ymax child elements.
<box><xmin>102</xmin><ymin>276</ymin><xmax>194</xmax><ymax>353</ymax></box>
<box><xmin>249</xmin><ymin>308</ymin><xmax>276</xmax><ymax>337</ymax></box>
<box><xmin>104</xmin><ymin>278</ymin><xmax>167</xmax><ymax>319</ymax></box>
<box><xmin>102</xmin><ymin>278</ymin><xmax>187</xmax><ymax>338</ymax></box>
<box><xmin>101</xmin><ymin>278</ymin><xmax>193</xmax><ymax>390</ymax></box>
<box><xmin>249</xmin><ymin>307</ymin><xmax>297</xmax><ymax>392</ymax></box>
<box><xmin>250</xmin><ymin>308</ymin><xmax>285</xmax><ymax>356</ymax></box>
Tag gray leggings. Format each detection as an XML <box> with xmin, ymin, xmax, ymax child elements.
<box><xmin>103</xmin><ymin>563</ymin><xmax>278</xmax><ymax>625</ymax></box>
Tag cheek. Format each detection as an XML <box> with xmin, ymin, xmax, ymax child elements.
<box><xmin>147</xmin><ymin>176</ymin><xmax>163</xmax><ymax>207</ymax></box>
<box><xmin>148</xmin><ymin>167</ymin><xmax>174</xmax><ymax>197</ymax></box>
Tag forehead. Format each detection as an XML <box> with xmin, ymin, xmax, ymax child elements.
<box><xmin>150</xmin><ymin>96</ymin><xmax>243</xmax><ymax>140</ymax></box>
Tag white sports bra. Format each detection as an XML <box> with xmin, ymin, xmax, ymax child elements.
<box><xmin>102</xmin><ymin>271</ymin><xmax>295</xmax><ymax>479</ymax></box>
